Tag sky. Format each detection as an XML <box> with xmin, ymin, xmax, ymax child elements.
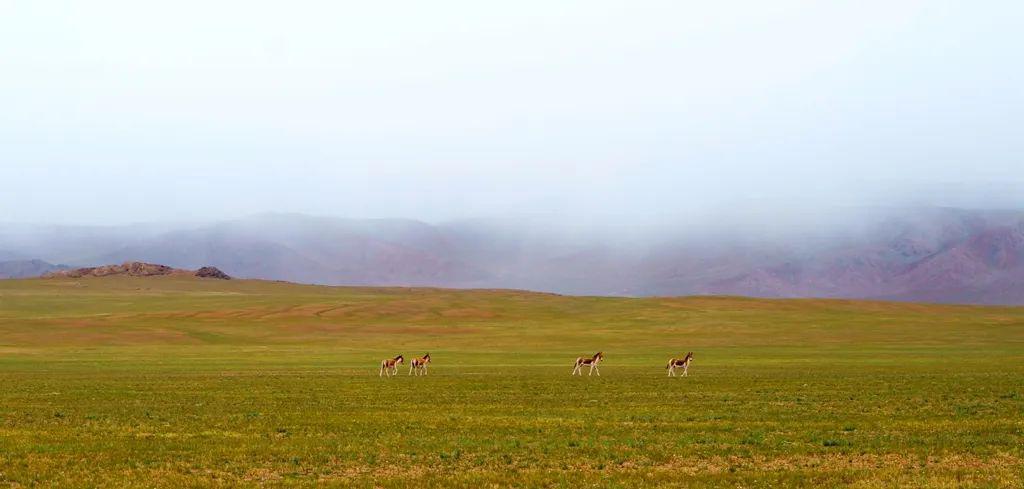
<box><xmin>1</xmin><ymin>0</ymin><xmax>1022</xmax><ymax>225</ymax></box>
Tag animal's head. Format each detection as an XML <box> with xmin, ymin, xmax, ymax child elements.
<box><xmin>424</xmin><ymin>353</ymin><xmax>430</xmax><ymax>360</ymax></box>
<box><xmin>595</xmin><ymin>352</ymin><xmax>604</xmax><ymax>360</ymax></box>
<box><xmin>686</xmin><ymin>352</ymin><xmax>694</xmax><ymax>361</ymax></box>
<box><xmin>396</xmin><ymin>355</ymin><xmax>404</xmax><ymax>363</ymax></box>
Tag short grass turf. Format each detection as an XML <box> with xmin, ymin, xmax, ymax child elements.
<box><xmin>0</xmin><ymin>276</ymin><xmax>1022</xmax><ymax>487</ymax></box>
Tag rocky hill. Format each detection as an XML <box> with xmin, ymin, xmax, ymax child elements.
<box><xmin>44</xmin><ymin>262</ymin><xmax>230</xmax><ymax>280</ymax></box>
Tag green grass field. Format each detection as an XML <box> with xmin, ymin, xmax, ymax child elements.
<box><xmin>1</xmin><ymin>276</ymin><xmax>1022</xmax><ymax>487</ymax></box>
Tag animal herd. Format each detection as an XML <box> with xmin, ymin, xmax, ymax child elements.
<box><xmin>379</xmin><ymin>351</ymin><xmax>695</xmax><ymax>377</ymax></box>
<box><xmin>379</xmin><ymin>353</ymin><xmax>431</xmax><ymax>377</ymax></box>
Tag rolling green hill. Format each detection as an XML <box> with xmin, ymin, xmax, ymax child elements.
<box><xmin>1</xmin><ymin>276</ymin><xmax>1022</xmax><ymax>487</ymax></box>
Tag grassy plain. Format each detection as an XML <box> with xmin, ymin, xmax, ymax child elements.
<box><xmin>0</xmin><ymin>276</ymin><xmax>1022</xmax><ymax>487</ymax></box>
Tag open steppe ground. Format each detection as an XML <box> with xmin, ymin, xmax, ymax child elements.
<box><xmin>0</xmin><ymin>276</ymin><xmax>1022</xmax><ymax>487</ymax></box>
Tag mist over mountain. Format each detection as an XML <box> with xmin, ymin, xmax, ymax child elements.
<box><xmin>0</xmin><ymin>259</ymin><xmax>68</xmax><ymax>279</ymax></box>
<box><xmin>3</xmin><ymin>207</ymin><xmax>1024</xmax><ymax>304</ymax></box>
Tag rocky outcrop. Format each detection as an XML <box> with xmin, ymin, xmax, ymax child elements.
<box><xmin>47</xmin><ymin>262</ymin><xmax>178</xmax><ymax>278</ymax></box>
<box><xmin>195</xmin><ymin>266</ymin><xmax>231</xmax><ymax>280</ymax></box>
<box><xmin>44</xmin><ymin>262</ymin><xmax>230</xmax><ymax>280</ymax></box>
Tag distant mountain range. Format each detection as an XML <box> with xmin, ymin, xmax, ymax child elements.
<box><xmin>0</xmin><ymin>259</ymin><xmax>68</xmax><ymax>279</ymax></box>
<box><xmin>3</xmin><ymin>207</ymin><xmax>1024</xmax><ymax>304</ymax></box>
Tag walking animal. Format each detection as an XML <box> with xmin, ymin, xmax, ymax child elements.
<box><xmin>379</xmin><ymin>355</ymin><xmax>404</xmax><ymax>377</ymax></box>
<box><xmin>571</xmin><ymin>352</ymin><xmax>604</xmax><ymax>376</ymax></box>
<box><xmin>410</xmin><ymin>353</ymin><xmax>431</xmax><ymax>376</ymax></box>
<box><xmin>666</xmin><ymin>352</ymin><xmax>694</xmax><ymax>377</ymax></box>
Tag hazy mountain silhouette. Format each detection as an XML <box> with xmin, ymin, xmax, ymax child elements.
<box><xmin>0</xmin><ymin>259</ymin><xmax>68</xmax><ymax>279</ymax></box>
<box><xmin>3</xmin><ymin>208</ymin><xmax>1024</xmax><ymax>304</ymax></box>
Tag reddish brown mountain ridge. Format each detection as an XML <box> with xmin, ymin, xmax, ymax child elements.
<box><xmin>44</xmin><ymin>262</ymin><xmax>231</xmax><ymax>280</ymax></box>
<box><xmin>6</xmin><ymin>209</ymin><xmax>1024</xmax><ymax>304</ymax></box>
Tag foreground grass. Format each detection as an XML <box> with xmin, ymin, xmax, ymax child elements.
<box><xmin>0</xmin><ymin>276</ymin><xmax>1022</xmax><ymax>487</ymax></box>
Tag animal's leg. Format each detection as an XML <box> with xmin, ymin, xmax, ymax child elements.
<box><xmin>594</xmin><ymin>364</ymin><xmax>600</xmax><ymax>376</ymax></box>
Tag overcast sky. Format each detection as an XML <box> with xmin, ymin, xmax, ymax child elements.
<box><xmin>1</xmin><ymin>1</ymin><xmax>1022</xmax><ymax>225</ymax></box>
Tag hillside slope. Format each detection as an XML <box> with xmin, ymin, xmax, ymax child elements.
<box><xmin>2</xmin><ymin>208</ymin><xmax>1024</xmax><ymax>303</ymax></box>
<box><xmin>1</xmin><ymin>275</ymin><xmax>1022</xmax><ymax>487</ymax></box>
<box><xmin>2</xmin><ymin>275</ymin><xmax>1021</xmax><ymax>350</ymax></box>
<box><xmin>0</xmin><ymin>259</ymin><xmax>67</xmax><ymax>279</ymax></box>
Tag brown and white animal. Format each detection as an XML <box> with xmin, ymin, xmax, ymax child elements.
<box><xmin>572</xmin><ymin>352</ymin><xmax>604</xmax><ymax>376</ymax></box>
<box><xmin>379</xmin><ymin>355</ymin><xmax>404</xmax><ymax>377</ymax></box>
<box><xmin>666</xmin><ymin>352</ymin><xmax>694</xmax><ymax>377</ymax></box>
<box><xmin>409</xmin><ymin>353</ymin><xmax>431</xmax><ymax>376</ymax></box>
